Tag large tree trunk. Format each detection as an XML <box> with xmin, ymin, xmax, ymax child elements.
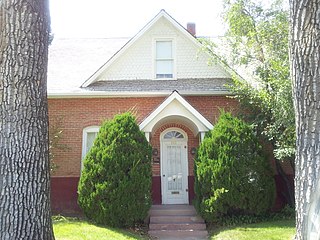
<box><xmin>290</xmin><ymin>0</ymin><xmax>320</xmax><ymax>239</ymax></box>
<box><xmin>0</xmin><ymin>0</ymin><xmax>54</xmax><ymax>239</ymax></box>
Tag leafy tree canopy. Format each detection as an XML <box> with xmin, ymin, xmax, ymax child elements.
<box><xmin>222</xmin><ymin>0</ymin><xmax>295</xmax><ymax>163</ymax></box>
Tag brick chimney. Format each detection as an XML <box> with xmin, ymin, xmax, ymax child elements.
<box><xmin>187</xmin><ymin>23</ymin><xmax>196</xmax><ymax>36</ymax></box>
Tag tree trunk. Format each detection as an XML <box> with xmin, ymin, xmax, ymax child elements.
<box><xmin>0</xmin><ymin>0</ymin><xmax>54</xmax><ymax>239</ymax></box>
<box><xmin>290</xmin><ymin>0</ymin><xmax>320</xmax><ymax>239</ymax></box>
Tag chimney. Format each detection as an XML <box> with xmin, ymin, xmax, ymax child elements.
<box><xmin>187</xmin><ymin>23</ymin><xmax>196</xmax><ymax>36</ymax></box>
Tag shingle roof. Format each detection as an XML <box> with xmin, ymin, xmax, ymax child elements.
<box><xmin>48</xmin><ymin>38</ymin><xmax>232</xmax><ymax>96</ymax></box>
<box><xmin>47</xmin><ymin>38</ymin><xmax>129</xmax><ymax>94</ymax></box>
<box><xmin>87</xmin><ymin>78</ymin><xmax>232</xmax><ymax>94</ymax></box>
<box><xmin>48</xmin><ymin>37</ymin><xmax>234</xmax><ymax>96</ymax></box>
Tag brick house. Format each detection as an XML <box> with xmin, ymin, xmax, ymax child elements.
<box><xmin>48</xmin><ymin>10</ymin><xmax>290</xmax><ymax>213</ymax></box>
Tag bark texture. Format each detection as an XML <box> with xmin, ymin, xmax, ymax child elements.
<box><xmin>290</xmin><ymin>0</ymin><xmax>320</xmax><ymax>239</ymax></box>
<box><xmin>0</xmin><ymin>0</ymin><xmax>54</xmax><ymax>239</ymax></box>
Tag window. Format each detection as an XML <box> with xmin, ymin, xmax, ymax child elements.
<box><xmin>155</xmin><ymin>40</ymin><xmax>174</xmax><ymax>79</ymax></box>
<box><xmin>81</xmin><ymin>126</ymin><xmax>100</xmax><ymax>170</ymax></box>
<box><xmin>164</xmin><ymin>130</ymin><xmax>184</xmax><ymax>139</ymax></box>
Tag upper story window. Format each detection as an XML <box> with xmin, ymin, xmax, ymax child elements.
<box><xmin>155</xmin><ymin>40</ymin><xmax>174</xmax><ymax>79</ymax></box>
<box><xmin>81</xmin><ymin>126</ymin><xmax>100</xmax><ymax>170</ymax></box>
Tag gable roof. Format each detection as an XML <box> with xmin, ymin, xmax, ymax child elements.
<box><xmin>47</xmin><ymin>38</ymin><xmax>128</xmax><ymax>95</ymax></box>
<box><xmin>47</xmin><ymin>10</ymin><xmax>235</xmax><ymax>98</ymax></box>
<box><xmin>139</xmin><ymin>91</ymin><xmax>213</xmax><ymax>135</ymax></box>
<box><xmin>81</xmin><ymin>9</ymin><xmax>228</xmax><ymax>88</ymax></box>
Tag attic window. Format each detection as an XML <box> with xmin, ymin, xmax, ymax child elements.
<box><xmin>155</xmin><ymin>40</ymin><xmax>174</xmax><ymax>79</ymax></box>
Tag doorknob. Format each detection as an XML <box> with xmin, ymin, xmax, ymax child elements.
<box><xmin>163</xmin><ymin>175</ymin><xmax>165</xmax><ymax>177</ymax></box>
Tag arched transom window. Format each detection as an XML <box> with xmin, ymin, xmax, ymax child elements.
<box><xmin>163</xmin><ymin>130</ymin><xmax>184</xmax><ymax>139</ymax></box>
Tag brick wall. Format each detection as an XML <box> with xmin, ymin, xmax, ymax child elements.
<box><xmin>48</xmin><ymin>95</ymin><xmax>237</xmax><ymax>177</ymax></box>
<box><xmin>49</xmin><ymin>95</ymin><xmax>295</xmax><ymax>212</ymax></box>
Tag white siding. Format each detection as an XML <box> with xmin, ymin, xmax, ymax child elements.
<box><xmin>99</xmin><ymin>16</ymin><xmax>230</xmax><ymax>81</ymax></box>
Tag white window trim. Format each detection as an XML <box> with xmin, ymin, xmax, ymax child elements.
<box><xmin>81</xmin><ymin>126</ymin><xmax>100</xmax><ymax>171</ymax></box>
<box><xmin>153</xmin><ymin>37</ymin><xmax>177</xmax><ymax>80</ymax></box>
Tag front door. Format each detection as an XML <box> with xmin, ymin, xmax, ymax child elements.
<box><xmin>161</xmin><ymin>129</ymin><xmax>188</xmax><ymax>204</ymax></box>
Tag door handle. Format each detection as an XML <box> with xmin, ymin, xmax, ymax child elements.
<box><xmin>163</xmin><ymin>175</ymin><xmax>165</xmax><ymax>177</ymax></box>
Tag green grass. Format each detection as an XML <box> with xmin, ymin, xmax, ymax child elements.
<box><xmin>53</xmin><ymin>216</ymin><xmax>148</xmax><ymax>240</ymax></box>
<box><xmin>53</xmin><ymin>216</ymin><xmax>295</xmax><ymax>240</ymax></box>
<box><xmin>210</xmin><ymin>219</ymin><xmax>295</xmax><ymax>240</ymax></box>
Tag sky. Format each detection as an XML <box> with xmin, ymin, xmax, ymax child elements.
<box><xmin>49</xmin><ymin>0</ymin><xmax>227</xmax><ymax>38</ymax></box>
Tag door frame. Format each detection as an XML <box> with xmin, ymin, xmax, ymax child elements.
<box><xmin>160</xmin><ymin>128</ymin><xmax>189</xmax><ymax>204</ymax></box>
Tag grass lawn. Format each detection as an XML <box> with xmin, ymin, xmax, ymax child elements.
<box><xmin>210</xmin><ymin>219</ymin><xmax>295</xmax><ymax>240</ymax></box>
<box><xmin>53</xmin><ymin>216</ymin><xmax>149</xmax><ymax>240</ymax></box>
<box><xmin>53</xmin><ymin>216</ymin><xmax>295</xmax><ymax>240</ymax></box>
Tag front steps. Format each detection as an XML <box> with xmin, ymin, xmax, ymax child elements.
<box><xmin>148</xmin><ymin>205</ymin><xmax>208</xmax><ymax>239</ymax></box>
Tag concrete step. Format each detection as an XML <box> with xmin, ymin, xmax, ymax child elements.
<box><xmin>150</xmin><ymin>215</ymin><xmax>204</xmax><ymax>224</ymax></box>
<box><xmin>149</xmin><ymin>223</ymin><xmax>207</xmax><ymax>230</ymax></box>
<box><xmin>150</xmin><ymin>204</ymin><xmax>195</xmax><ymax>210</ymax></box>
<box><xmin>149</xmin><ymin>206</ymin><xmax>197</xmax><ymax>216</ymax></box>
<box><xmin>148</xmin><ymin>229</ymin><xmax>208</xmax><ymax>239</ymax></box>
<box><xmin>148</xmin><ymin>205</ymin><xmax>208</xmax><ymax>239</ymax></box>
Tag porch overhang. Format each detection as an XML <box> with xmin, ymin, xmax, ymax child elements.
<box><xmin>139</xmin><ymin>91</ymin><xmax>213</xmax><ymax>140</ymax></box>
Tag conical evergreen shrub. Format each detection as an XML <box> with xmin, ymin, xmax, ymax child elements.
<box><xmin>78</xmin><ymin>112</ymin><xmax>152</xmax><ymax>227</ymax></box>
<box><xmin>194</xmin><ymin>112</ymin><xmax>275</xmax><ymax>223</ymax></box>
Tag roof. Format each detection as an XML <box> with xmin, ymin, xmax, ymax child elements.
<box><xmin>47</xmin><ymin>38</ymin><xmax>129</xmax><ymax>94</ymax></box>
<box><xmin>47</xmin><ymin>10</ymin><xmax>233</xmax><ymax>97</ymax></box>
<box><xmin>87</xmin><ymin>78</ymin><xmax>231</xmax><ymax>95</ymax></box>
<box><xmin>81</xmin><ymin>10</ymin><xmax>210</xmax><ymax>87</ymax></box>
<box><xmin>139</xmin><ymin>91</ymin><xmax>213</xmax><ymax>135</ymax></box>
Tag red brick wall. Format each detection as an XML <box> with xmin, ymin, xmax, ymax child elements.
<box><xmin>185</xmin><ymin>96</ymin><xmax>238</xmax><ymax>124</ymax></box>
<box><xmin>48</xmin><ymin>95</ymin><xmax>295</xmax><ymax>212</ymax></box>
<box><xmin>48</xmin><ymin>95</ymin><xmax>237</xmax><ymax>177</ymax></box>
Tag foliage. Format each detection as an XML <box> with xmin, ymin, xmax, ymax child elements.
<box><xmin>216</xmin><ymin>205</ymin><xmax>295</xmax><ymax>226</ymax></box>
<box><xmin>209</xmin><ymin>219</ymin><xmax>295</xmax><ymax>240</ymax></box>
<box><xmin>78</xmin><ymin>112</ymin><xmax>152</xmax><ymax>228</ymax></box>
<box><xmin>222</xmin><ymin>0</ymin><xmax>295</xmax><ymax>162</ymax></box>
<box><xmin>194</xmin><ymin>112</ymin><xmax>275</xmax><ymax>223</ymax></box>
<box><xmin>220</xmin><ymin>0</ymin><xmax>295</xmax><ymax>207</ymax></box>
<box><xmin>49</xmin><ymin>116</ymin><xmax>69</xmax><ymax>173</ymax></box>
<box><xmin>53</xmin><ymin>216</ymin><xmax>148</xmax><ymax>240</ymax></box>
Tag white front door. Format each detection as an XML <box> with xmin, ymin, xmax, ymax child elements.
<box><xmin>161</xmin><ymin>129</ymin><xmax>188</xmax><ymax>204</ymax></box>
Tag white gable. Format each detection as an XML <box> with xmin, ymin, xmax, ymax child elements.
<box><xmin>82</xmin><ymin>10</ymin><xmax>230</xmax><ymax>87</ymax></box>
<box><xmin>139</xmin><ymin>91</ymin><xmax>213</xmax><ymax>137</ymax></box>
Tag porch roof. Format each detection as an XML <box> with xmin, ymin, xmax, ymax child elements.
<box><xmin>139</xmin><ymin>91</ymin><xmax>213</xmax><ymax>136</ymax></box>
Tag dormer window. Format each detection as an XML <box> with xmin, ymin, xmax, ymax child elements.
<box><xmin>155</xmin><ymin>40</ymin><xmax>174</xmax><ymax>79</ymax></box>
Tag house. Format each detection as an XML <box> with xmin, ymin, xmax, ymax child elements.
<box><xmin>48</xmin><ymin>10</ymin><xmax>291</xmax><ymax>214</ymax></box>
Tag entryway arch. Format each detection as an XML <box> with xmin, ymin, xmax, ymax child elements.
<box><xmin>160</xmin><ymin>128</ymin><xmax>188</xmax><ymax>204</ymax></box>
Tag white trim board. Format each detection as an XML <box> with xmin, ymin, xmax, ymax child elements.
<box><xmin>47</xmin><ymin>90</ymin><xmax>233</xmax><ymax>98</ymax></box>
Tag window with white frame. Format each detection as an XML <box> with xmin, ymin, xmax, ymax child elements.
<box><xmin>81</xmin><ymin>126</ymin><xmax>100</xmax><ymax>170</ymax></box>
<box><xmin>155</xmin><ymin>40</ymin><xmax>174</xmax><ymax>79</ymax></box>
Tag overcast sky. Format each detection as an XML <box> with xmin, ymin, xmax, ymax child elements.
<box><xmin>49</xmin><ymin>0</ymin><xmax>227</xmax><ymax>38</ymax></box>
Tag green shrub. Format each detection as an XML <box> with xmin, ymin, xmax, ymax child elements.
<box><xmin>194</xmin><ymin>112</ymin><xmax>275</xmax><ymax>223</ymax></box>
<box><xmin>214</xmin><ymin>205</ymin><xmax>295</xmax><ymax>226</ymax></box>
<box><xmin>78</xmin><ymin>112</ymin><xmax>152</xmax><ymax>227</ymax></box>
